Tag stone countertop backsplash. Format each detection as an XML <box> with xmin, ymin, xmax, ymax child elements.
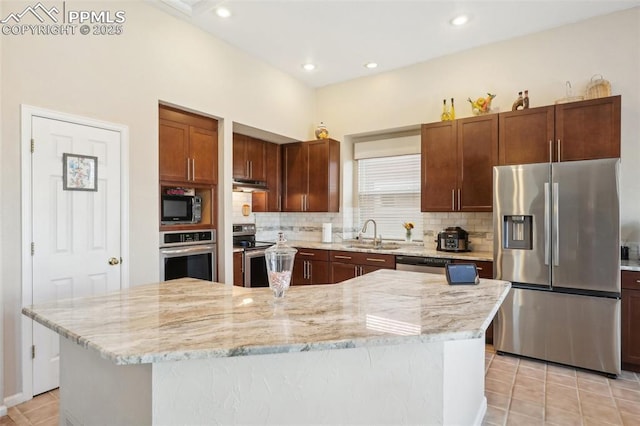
<box><xmin>287</xmin><ymin>240</ymin><xmax>493</xmax><ymax>262</ymax></box>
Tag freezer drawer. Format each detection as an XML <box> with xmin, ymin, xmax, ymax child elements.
<box><xmin>495</xmin><ymin>288</ymin><xmax>621</xmax><ymax>376</ymax></box>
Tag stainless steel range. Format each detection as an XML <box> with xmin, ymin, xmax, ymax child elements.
<box><xmin>233</xmin><ymin>224</ymin><xmax>273</xmax><ymax>287</ymax></box>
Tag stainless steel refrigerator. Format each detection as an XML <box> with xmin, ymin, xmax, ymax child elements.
<box><xmin>493</xmin><ymin>158</ymin><xmax>620</xmax><ymax>376</ymax></box>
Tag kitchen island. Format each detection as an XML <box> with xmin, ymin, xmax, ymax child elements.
<box><xmin>23</xmin><ymin>269</ymin><xmax>510</xmax><ymax>425</ymax></box>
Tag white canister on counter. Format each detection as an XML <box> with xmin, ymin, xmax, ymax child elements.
<box><xmin>322</xmin><ymin>223</ymin><xmax>332</xmax><ymax>243</ymax></box>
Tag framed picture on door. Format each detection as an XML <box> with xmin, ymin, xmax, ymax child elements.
<box><xmin>63</xmin><ymin>153</ymin><xmax>98</xmax><ymax>191</ymax></box>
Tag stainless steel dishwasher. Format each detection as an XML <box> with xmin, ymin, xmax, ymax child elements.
<box><xmin>395</xmin><ymin>255</ymin><xmax>451</xmax><ymax>274</ymax></box>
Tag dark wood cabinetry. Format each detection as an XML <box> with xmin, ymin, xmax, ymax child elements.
<box><xmin>252</xmin><ymin>142</ymin><xmax>281</xmax><ymax>212</ymax></box>
<box><xmin>282</xmin><ymin>139</ymin><xmax>340</xmax><ymax>212</ymax></box>
<box><xmin>233</xmin><ymin>251</ymin><xmax>244</xmax><ymax>287</ymax></box>
<box><xmin>159</xmin><ymin>106</ymin><xmax>217</xmax><ymax>185</ymax></box>
<box><xmin>159</xmin><ymin>105</ymin><xmax>218</xmax><ymax>231</ymax></box>
<box><xmin>292</xmin><ymin>248</ymin><xmax>330</xmax><ymax>285</ymax></box>
<box><xmin>329</xmin><ymin>251</ymin><xmax>395</xmax><ymax>283</ymax></box>
<box><xmin>233</xmin><ymin>133</ymin><xmax>266</xmax><ymax>181</ymax></box>
<box><xmin>498</xmin><ymin>96</ymin><xmax>621</xmax><ymax>165</ymax></box>
<box><xmin>622</xmin><ymin>270</ymin><xmax>640</xmax><ymax>372</ymax></box>
<box><xmin>421</xmin><ymin>114</ymin><xmax>497</xmax><ymax>212</ymax></box>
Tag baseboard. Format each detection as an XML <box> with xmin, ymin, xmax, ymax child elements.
<box><xmin>4</xmin><ymin>391</ymin><xmax>29</xmax><ymax>408</ymax></box>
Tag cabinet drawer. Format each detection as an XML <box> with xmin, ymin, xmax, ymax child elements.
<box><xmin>330</xmin><ymin>251</ymin><xmax>395</xmax><ymax>268</ymax></box>
<box><xmin>295</xmin><ymin>248</ymin><xmax>330</xmax><ymax>262</ymax></box>
<box><xmin>452</xmin><ymin>259</ymin><xmax>493</xmax><ymax>279</ymax></box>
<box><xmin>622</xmin><ymin>270</ymin><xmax>640</xmax><ymax>290</ymax></box>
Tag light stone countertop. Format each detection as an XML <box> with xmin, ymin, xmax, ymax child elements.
<box><xmin>621</xmin><ymin>259</ymin><xmax>640</xmax><ymax>272</ymax></box>
<box><xmin>287</xmin><ymin>239</ymin><xmax>494</xmax><ymax>262</ymax></box>
<box><xmin>23</xmin><ymin>270</ymin><xmax>510</xmax><ymax>366</ymax></box>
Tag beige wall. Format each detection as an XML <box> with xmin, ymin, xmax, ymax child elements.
<box><xmin>317</xmin><ymin>7</ymin><xmax>640</xmax><ymax>244</ymax></box>
<box><xmin>0</xmin><ymin>0</ymin><xmax>315</xmax><ymax>400</ymax></box>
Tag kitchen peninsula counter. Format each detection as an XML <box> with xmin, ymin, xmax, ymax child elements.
<box><xmin>23</xmin><ymin>270</ymin><xmax>510</xmax><ymax>425</ymax></box>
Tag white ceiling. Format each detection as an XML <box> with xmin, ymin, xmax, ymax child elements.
<box><xmin>151</xmin><ymin>0</ymin><xmax>640</xmax><ymax>88</ymax></box>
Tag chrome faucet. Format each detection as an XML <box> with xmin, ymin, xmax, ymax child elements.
<box><xmin>360</xmin><ymin>219</ymin><xmax>381</xmax><ymax>248</ymax></box>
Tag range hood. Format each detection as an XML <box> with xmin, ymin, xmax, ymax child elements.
<box><xmin>232</xmin><ymin>178</ymin><xmax>268</xmax><ymax>192</ymax></box>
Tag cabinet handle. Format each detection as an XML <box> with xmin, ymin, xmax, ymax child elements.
<box><xmin>278</xmin><ymin>196</ymin><xmax>281</xmax><ymax>212</ymax></box>
<box><xmin>354</xmin><ymin>265</ymin><xmax>359</xmax><ymax>276</ymax></box>
<box><xmin>249</xmin><ymin>161</ymin><xmax>253</xmax><ymax>178</ymax></box>
<box><xmin>307</xmin><ymin>261</ymin><xmax>312</xmax><ymax>280</ymax></box>
<box><xmin>191</xmin><ymin>159</ymin><xmax>196</xmax><ymax>181</ymax></box>
<box><xmin>299</xmin><ymin>252</ymin><xmax>315</xmax><ymax>256</ymax></box>
<box><xmin>557</xmin><ymin>139</ymin><xmax>561</xmax><ymax>162</ymax></box>
<box><xmin>304</xmin><ymin>194</ymin><xmax>308</xmax><ymax>211</ymax></box>
<box><xmin>477</xmin><ymin>267</ymin><xmax>483</xmax><ymax>271</ymax></box>
<box><xmin>359</xmin><ymin>266</ymin><xmax>364</xmax><ymax>276</ymax></box>
<box><xmin>636</xmin><ymin>280</ymin><xmax>640</xmax><ymax>283</ymax></box>
<box><xmin>187</xmin><ymin>158</ymin><xmax>191</xmax><ymax>181</ymax></box>
<box><xmin>549</xmin><ymin>140</ymin><xmax>553</xmax><ymax>163</ymax></box>
<box><xmin>334</xmin><ymin>255</ymin><xmax>352</xmax><ymax>260</ymax></box>
<box><xmin>451</xmin><ymin>189</ymin><xmax>455</xmax><ymax>211</ymax></box>
<box><xmin>365</xmin><ymin>258</ymin><xmax>387</xmax><ymax>263</ymax></box>
<box><xmin>301</xmin><ymin>195</ymin><xmax>305</xmax><ymax>211</ymax></box>
<box><xmin>457</xmin><ymin>189</ymin><xmax>461</xmax><ymax>211</ymax></box>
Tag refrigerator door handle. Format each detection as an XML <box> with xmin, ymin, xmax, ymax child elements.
<box><xmin>553</xmin><ymin>182</ymin><xmax>560</xmax><ymax>266</ymax></box>
<box><xmin>544</xmin><ymin>182</ymin><xmax>550</xmax><ymax>265</ymax></box>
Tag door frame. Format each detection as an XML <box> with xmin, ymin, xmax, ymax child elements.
<box><xmin>19</xmin><ymin>105</ymin><xmax>130</xmax><ymax>402</ymax></box>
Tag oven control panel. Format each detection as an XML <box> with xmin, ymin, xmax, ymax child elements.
<box><xmin>160</xmin><ymin>230</ymin><xmax>216</xmax><ymax>247</ymax></box>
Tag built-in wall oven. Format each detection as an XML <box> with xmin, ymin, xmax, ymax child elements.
<box><xmin>233</xmin><ymin>223</ymin><xmax>273</xmax><ymax>288</ymax></box>
<box><xmin>160</xmin><ymin>229</ymin><xmax>217</xmax><ymax>282</ymax></box>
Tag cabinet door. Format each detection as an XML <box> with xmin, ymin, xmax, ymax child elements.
<box><xmin>330</xmin><ymin>262</ymin><xmax>358</xmax><ymax>283</ymax></box>
<box><xmin>159</xmin><ymin>119</ymin><xmax>189</xmax><ymax>182</ymax></box>
<box><xmin>457</xmin><ymin>114</ymin><xmax>498</xmax><ymax>212</ymax></box>
<box><xmin>190</xmin><ymin>126</ymin><xmax>217</xmax><ymax>184</ymax></box>
<box><xmin>246</xmin><ymin>137</ymin><xmax>266</xmax><ymax>181</ymax></box>
<box><xmin>307</xmin><ymin>139</ymin><xmax>340</xmax><ymax>212</ymax></box>
<box><xmin>253</xmin><ymin>142</ymin><xmax>281</xmax><ymax>212</ymax></box>
<box><xmin>421</xmin><ymin>122</ymin><xmax>457</xmax><ymax>212</ymax></box>
<box><xmin>499</xmin><ymin>106</ymin><xmax>555</xmax><ymax>165</ymax></box>
<box><xmin>232</xmin><ymin>133</ymin><xmax>248</xmax><ymax>179</ymax></box>
<box><xmin>282</xmin><ymin>142</ymin><xmax>307</xmax><ymax>212</ymax></box>
<box><xmin>309</xmin><ymin>260</ymin><xmax>330</xmax><ymax>285</ymax></box>
<box><xmin>622</xmin><ymin>288</ymin><xmax>640</xmax><ymax>371</ymax></box>
<box><xmin>233</xmin><ymin>252</ymin><xmax>244</xmax><ymax>286</ymax></box>
<box><xmin>292</xmin><ymin>258</ymin><xmax>308</xmax><ymax>286</ymax></box>
<box><xmin>555</xmin><ymin>95</ymin><xmax>621</xmax><ymax>162</ymax></box>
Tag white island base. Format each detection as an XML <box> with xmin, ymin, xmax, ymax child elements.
<box><xmin>61</xmin><ymin>336</ymin><xmax>486</xmax><ymax>425</ymax></box>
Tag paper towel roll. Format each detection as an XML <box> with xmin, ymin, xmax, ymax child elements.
<box><xmin>322</xmin><ymin>223</ymin><xmax>332</xmax><ymax>243</ymax></box>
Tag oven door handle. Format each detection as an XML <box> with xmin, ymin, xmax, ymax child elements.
<box><xmin>160</xmin><ymin>244</ymin><xmax>216</xmax><ymax>256</ymax></box>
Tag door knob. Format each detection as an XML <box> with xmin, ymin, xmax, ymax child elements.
<box><xmin>108</xmin><ymin>257</ymin><xmax>120</xmax><ymax>265</ymax></box>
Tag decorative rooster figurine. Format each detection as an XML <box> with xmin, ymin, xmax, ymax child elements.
<box><xmin>467</xmin><ymin>93</ymin><xmax>496</xmax><ymax>115</ymax></box>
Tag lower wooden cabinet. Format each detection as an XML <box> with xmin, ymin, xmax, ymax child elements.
<box><xmin>329</xmin><ymin>251</ymin><xmax>395</xmax><ymax>284</ymax></box>
<box><xmin>233</xmin><ymin>251</ymin><xmax>244</xmax><ymax>287</ymax></box>
<box><xmin>292</xmin><ymin>248</ymin><xmax>330</xmax><ymax>285</ymax></box>
<box><xmin>622</xmin><ymin>271</ymin><xmax>640</xmax><ymax>372</ymax></box>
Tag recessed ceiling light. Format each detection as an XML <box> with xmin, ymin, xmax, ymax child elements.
<box><xmin>450</xmin><ymin>14</ymin><xmax>470</xmax><ymax>26</ymax></box>
<box><xmin>302</xmin><ymin>63</ymin><xmax>316</xmax><ymax>71</ymax></box>
<box><xmin>364</xmin><ymin>62</ymin><xmax>378</xmax><ymax>69</ymax></box>
<box><xmin>216</xmin><ymin>7</ymin><xmax>231</xmax><ymax>18</ymax></box>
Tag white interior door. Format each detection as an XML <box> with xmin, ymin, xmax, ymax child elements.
<box><xmin>31</xmin><ymin>116</ymin><xmax>122</xmax><ymax>395</ymax></box>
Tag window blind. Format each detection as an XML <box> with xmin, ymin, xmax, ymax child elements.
<box><xmin>357</xmin><ymin>154</ymin><xmax>422</xmax><ymax>241</ymax></box>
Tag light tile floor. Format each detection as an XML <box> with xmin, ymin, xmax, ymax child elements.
<box><xmin>1</xmin><ymin>346</ymin><xmax>639</xmax><ymax>425</ymax></box>
<box><xmin>484</xmin><ymin>345</ymin><xmax>640</xmax><ymax>426</ymax></box>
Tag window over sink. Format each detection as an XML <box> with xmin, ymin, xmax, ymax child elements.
<box><xmin>357</xmin><ymin>154</ymin><xmax>422</xmax><ymax>241</ymax></box>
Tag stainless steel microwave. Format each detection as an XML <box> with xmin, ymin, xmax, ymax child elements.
<box><xmin>161</xmin><ymin>194</ymin><xmax>202</xmax><ymax>224</ymax></box>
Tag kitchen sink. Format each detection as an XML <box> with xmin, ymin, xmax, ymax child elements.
<box><xmin>346</xmin><ymin>242</ymin><xmax>401</xmax><ymax>250</ymax></box>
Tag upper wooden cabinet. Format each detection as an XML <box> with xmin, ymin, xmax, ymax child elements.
<box><xmin>159</xmin><ymin>106</ymin><xmax>218</xmax><ymax>185</ymax></box>
<box><xmin>421</xmin><ymin>114</ymin><xmax>498</xmax><ymax>212</ymax></box>
<box><xmin>499</xmin><ymin>106</ymin><xmax>555</xmax><ymax>165</ymax></box>
<box><xmin>499</xmin><ymin>95</ymin><xmax>621</xmax><ymax>165</ymax></box>
<box><xmin>233</xmin><ymin>133</ymin><xmax>266</xmax><ymax>181</ymax></box>
<box><xmin>282</xmin><ymin>138</ymin><xmax>340</xmax><ymax>212</ymax></box>
<box><xmin>555</xmin><ymin>95</ymin><xmax>621</xmax><ymax>161</ymax></box>
<box><xmin>252</xmin><ymin>141</ymin><xmax>281</xmax><ymax>212</ymax></box>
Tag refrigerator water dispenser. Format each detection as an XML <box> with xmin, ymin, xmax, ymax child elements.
<box><xmin>502</xmin><ymin>215</ymin><xmax>533</xmax><ymax>250</ymax></box>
